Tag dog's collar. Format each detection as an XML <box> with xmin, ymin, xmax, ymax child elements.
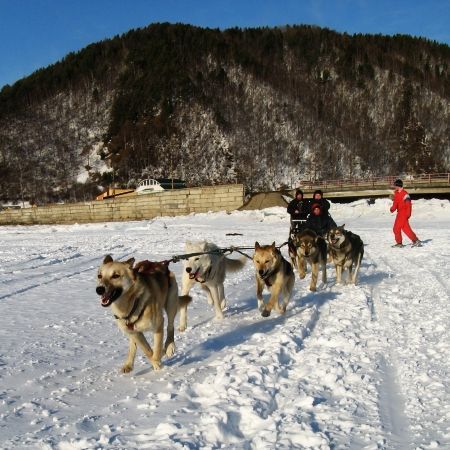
<box><xmin>114</xmin><ymin>296</ymin><xmax>144</xmax><ymax>330</ymax></box>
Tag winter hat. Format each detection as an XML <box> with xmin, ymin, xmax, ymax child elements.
<box><xmin>393</xmin><ymin>179</ymin><xmax>403</xmax><ymax>187</ymax></box>
<box><xmin>311</xmin><ymin>202</ymin><xmax>322</xmax><ymax>214</ymax></box>
<box><xmin>295</xmin><ymin>189</ymin><xmax>304</xmax><ymax>198</ymax></box>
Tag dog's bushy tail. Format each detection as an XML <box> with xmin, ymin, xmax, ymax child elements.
<box><xmin>225</xmin><ymin>256</ymin><xmax>247</xmax><ymax>272</ymax></box>
<box><xmin>179</xmin><ymin>295</ymin><xmax>192</xmax><ymax>307</ymax></box>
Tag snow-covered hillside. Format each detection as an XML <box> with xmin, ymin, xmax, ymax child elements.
<box><xmin>0</xmin><ymin>198</ymin><xmax>449</xmax><ymax>449</ymax></box>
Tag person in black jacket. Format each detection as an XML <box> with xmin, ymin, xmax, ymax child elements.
<box><xmin>305</xmin><ymin>202</ymin><xmax>337</xmax><ymax>237</ymax></box>
<box><xmin>287</xmin><ymin>189</ymin><xmax>310</xmax><ymax>232</ymax></box>
<box><xmin>310</xmin><ymin>189</ymin><xmax>331</xmax><ymax>215</ymax></box>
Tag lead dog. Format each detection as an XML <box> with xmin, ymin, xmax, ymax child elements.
<box><xmin>253</xmin><ymin>242</ymin><xmax>295</xmax><ymax>317</ymax></box>
<box><xmin>180</xmin><ymin>241</ymin><xmax>246</xmax><ymax>329</ymax></box>
<box><xmin>96</xmin><ymin>255</ymin><xmax>191</xmax><ymax>372</ymax></box>
<box><xmin>291</xmin><ymin>229</ymin><xmax>327</xmax><ymax>291</ymax></box>
<box><xmin>326</xmin><ymin>225</ymin><xmax>364</xmax><ymax>285</ymax></box>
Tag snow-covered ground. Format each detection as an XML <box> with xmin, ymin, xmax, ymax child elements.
<box><xmin>1</xmin><ymin>198</ymin><xmax>449</xmax><ymax>450</ymax></box>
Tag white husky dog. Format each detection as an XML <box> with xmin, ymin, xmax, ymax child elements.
<box><xmin>179</xmin><ymin>240</ymin><xmax>246</xmax><ymax>330</ymax></box>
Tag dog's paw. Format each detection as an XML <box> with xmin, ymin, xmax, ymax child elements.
<box><xmin>120</xmin><ymin>364</ymin><xmax>133</xmax><ymax>374</ymax></box>
<box><xmin>165</xmin><ymin>342</ymin><xmax>176</xmax><ymax>357</ymax></box>
<box><xmin>309</xmin><ymin>286</ymin><xmax>317</xmax><ymax>292</ymax></box>
<box><xmin>151</xmin><ymin>360</ymin><xmax>162</xmax><ymax>371</ymax></box>
<box><xmin>220</xmin><ymin>299</ymin><xmax>227</xmax><ymax>310</ymax></box>
<box><xmin>261</xmin><ymin>309</ymin><xmax>271</xmax><ymax>317</ymax></box>
<box><xmin>299</xmin><ymin>273</ymin><xmax>306</xmax><ymax>279</ymax></box>
<box><xmin>178</xmin><ymin>326</ymin><xmax>187</xmax><ymax>332</ymax></box>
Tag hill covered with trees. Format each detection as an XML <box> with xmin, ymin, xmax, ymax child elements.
<box><xmin>0</xmin><ymin>23</ymin><xmax>449</xmax><ymax>204</ymax></box>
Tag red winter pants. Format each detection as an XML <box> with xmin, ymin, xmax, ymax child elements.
<box><xmin>393</xmin><ymin>214</ymin><xmax>417</xmax><ymax>244</ymax></box>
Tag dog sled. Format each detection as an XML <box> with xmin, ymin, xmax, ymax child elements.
<box><xmin>290</xmin><ymin>219</ymin><xmax>307</xmax><ymax>234</ymax></box>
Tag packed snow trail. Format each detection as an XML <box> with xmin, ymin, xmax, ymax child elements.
<box><xmin>0</xmin><ymin>199</ymin><xmax>449</xmax><ymax>449</ymax></box>
<box><xmin>365</xmin><ymin>240</ymin><xmax>450</xmax><ymax>449</ymax></box>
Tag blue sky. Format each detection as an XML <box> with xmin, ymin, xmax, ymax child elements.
<box><xmin>0</xmin><ymin>0</ymin><xmax>449</xmax><ymax>89</ymax></box>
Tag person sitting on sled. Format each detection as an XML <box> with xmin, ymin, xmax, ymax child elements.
<box><xmin>305</xmin><ymin>202</ymin><xmax>337</xmax><ymax>238</ymax></box>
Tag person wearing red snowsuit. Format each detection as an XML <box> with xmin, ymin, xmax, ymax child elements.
<box><xmin>390</xmin><ymin>179</ymin><xmax>419</xmax><ymax>246</ymax></box>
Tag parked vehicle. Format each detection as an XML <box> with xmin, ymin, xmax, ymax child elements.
<box><xmin>135</xmin><ymin>179</ymin><xmax>165</xmax><ymax>194</ymax></box>
<box><xmin>135</xmin><ymin>178</ymin><xmax>187</xmax><ymax>194</ymax></box>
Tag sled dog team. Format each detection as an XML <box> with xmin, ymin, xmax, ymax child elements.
<box><xmin>96</xmin><ymin>225</ymin><xmax>364</xmax><ymax>372</ymax></box>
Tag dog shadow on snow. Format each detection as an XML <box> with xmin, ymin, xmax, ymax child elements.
<box><xmin>354</xmin><ymin>259</ymin><xmax>392</xmax><ymax>285</ymax></box>
<box><xmin>165</xmin><ymin>258</ymin><xmax>395</xmax><ymax>369</ymax></box>
<box><xmin>164</xmin><ymin>287</ymin><xmax>339</xmax><ymax>369</ymax></box>
<box><xmin>135</xmin><ymin>264</ymin><xmax>390</xmax><ymax>375</ymax></box>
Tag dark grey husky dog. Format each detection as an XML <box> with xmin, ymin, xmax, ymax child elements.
<box><xmin>326</xmin><ymin>225</ymin><xmax>364</xmax><ymax>285</ymax></box>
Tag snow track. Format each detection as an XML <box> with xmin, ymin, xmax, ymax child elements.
<box><xmin>367</xmin><ymin>243</ymin><xmax>450</xmax><ymax>449</ymax></box>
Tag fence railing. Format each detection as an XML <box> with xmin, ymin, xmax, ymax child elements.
<box><xmin>297</xmin><ymin>173</ymin><xmax>450</xmax><ymax>190</ymax></box>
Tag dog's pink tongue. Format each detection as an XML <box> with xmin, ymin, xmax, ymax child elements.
<box><xmin>189</xmin><ymin>269</ymin><xmax>200</xmax><ymax>280</ymax></box>
<box><xmin>101</xmin><ymin>295</ymin><xmax>110</xmax><ymax>305</ymax></box>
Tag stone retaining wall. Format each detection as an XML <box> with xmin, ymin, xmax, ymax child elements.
<box><xmin>0</xmin><ymin>184</ymin><xmax>244</xmax><ymax>225</ymax></box>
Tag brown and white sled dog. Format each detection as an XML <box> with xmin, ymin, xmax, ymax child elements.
<box><xmin>96</xmin><ymin>256</ymin><xmax>191</xmax><ymax>373</ymax></box>
<box><xmin>326</xmin><ymin>225</ymin><xmax>364</xmax><ymax>285</ymax></box>
<box><xmin>253</xmin><ymin>242</ymin><xmax>295</xmax><ymax>317</ymax></box>
<box><xmin>180</xmin><ymin>240</ymin><xmax>246</xmax><ymax>329</ymax></box>
<box><xmin>292</xmin><ymin>229</ymin><xmax>327</xmax><ymax>291</ymax></box>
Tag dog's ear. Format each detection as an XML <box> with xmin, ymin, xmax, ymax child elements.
<box><xmin>340</xmin><ymin>224</ymin><xmax>345</xmax><ymax>229</ymax></box>
<box><xmin>125</xmin><ymin>257</ymin><xmax>135</xmax><ymax>269</ymax></box>
<box><xmin>271</xmin><ymin>242</ymin><xmax>276</xmax><ymax>248</ymax></box>
<box><xmin>103</xmin><ymin>255</ymin><xmax>113</xmax><ymax>264</ymax></box>
<box><xmin>255</xmin><ymin>241</ymin><xmax>260</xmax><ymax>249</ymax></box>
